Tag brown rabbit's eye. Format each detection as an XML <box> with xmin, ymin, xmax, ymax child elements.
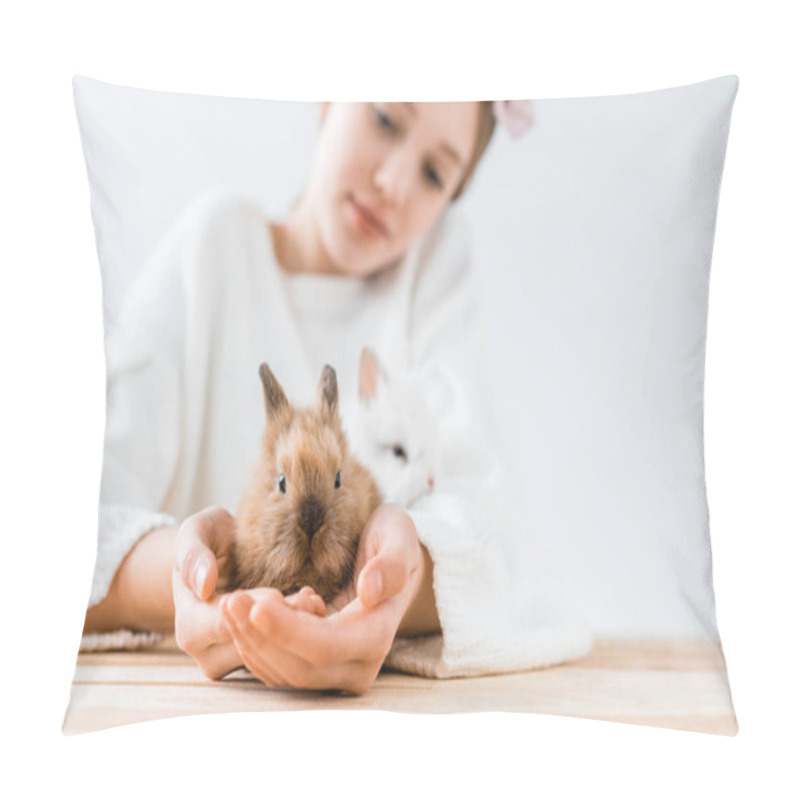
<box><xmin>334</xmin><ymin>470</ymin><xmax>341</xmax><ymax>489</ymax></box>
<box><xmin>278</xmin><ymin>473</ymin><xmax>287</xmax><ymax>494</ymax></box>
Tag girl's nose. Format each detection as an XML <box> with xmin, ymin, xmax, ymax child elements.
<box><xmin>374</xmin><ymin>149</ymin><xmax>413</xmax><ymax>206</ymax></box>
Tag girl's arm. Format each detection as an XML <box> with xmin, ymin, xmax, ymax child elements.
<box><xmin>397</xmin><ymin>543</ymin><xmax>439</xmax><ymax>636</ymax></box>
<box><xmin>84</xmin><ymin>525</ymin><xmax>177</xmax><ymax>633</ymax></box>
<box><xmin>85</xmin><ymin>505</ymin><xmax>243</xmax><ymax>681</ymax></box>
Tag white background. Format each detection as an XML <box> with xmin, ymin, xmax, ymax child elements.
<box><xmin>1</xmin><ymin>1</ymin><xmax>797</xmax><ymax>797</ymax></box>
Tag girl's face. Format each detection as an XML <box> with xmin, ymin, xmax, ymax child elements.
<box><xmin>305</xmin><ymin>101</ymin><xmax>480</xmax><ymax>277</ymax></box>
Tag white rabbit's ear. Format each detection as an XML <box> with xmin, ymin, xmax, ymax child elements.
<box><xmin>426</xmin><ymin>369</ymin><xmax>455</xmax><ymax>416</ymax></box>
<box><xmin>359</xmin><ymin>347</ymin><xmax>388</xmax><ymax>404</ymax></box>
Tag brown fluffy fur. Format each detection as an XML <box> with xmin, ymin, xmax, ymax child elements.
<box><xmin>226</xmin><ymin>363</ymin><xmax>382</xmax><ymax>603</ymax></box>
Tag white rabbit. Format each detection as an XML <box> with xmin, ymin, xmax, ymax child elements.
<box><xmin>343</xmin><ymin>347</ymin><xmax>452</xmax><ymax>509</ymax></box>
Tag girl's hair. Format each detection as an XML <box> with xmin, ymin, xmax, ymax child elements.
<box><xmin>450</xmin><ymin>101</ymin><xmax>497</xmax><ymax>203</ymax></box>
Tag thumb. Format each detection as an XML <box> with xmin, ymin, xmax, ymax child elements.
<box><xmin>357</xmin><ymin>553</ymin><xmax>409</xmax><ymax>608</ymax></box>
<box><xmin>176</xmin><ymin>508</ymin><xmax>231</xmax><ymax>600</ymax></box>
<box><xmin>180</xmin><ymin>544</ymin><xmax>218</xmax><ymax>601</ymax></box>
<box><xmin>176</xmin><ymin>506</ymin><xmax>235</xmax><ymax>600</ymax></box>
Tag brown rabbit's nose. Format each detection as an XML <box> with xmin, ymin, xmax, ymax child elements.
<box><xmin>299</xmin><ymin>497</ymin><xmax>326</xmax><ymax>541</ymax></box>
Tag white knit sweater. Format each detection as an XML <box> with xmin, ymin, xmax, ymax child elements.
<box><xmin>84</xmin><ymin>190</ymin><xmax>592</xmax><ymax>676</ymax></box>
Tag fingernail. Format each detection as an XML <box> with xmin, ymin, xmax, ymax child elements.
<box><xmin>367</xmin><ymin>571</ymin><xmax>383</xmax><ymax>604</ymax></box>
<box><xmin>194</xmin><ymin>562</ymin><xmax>208</xmax><ymax>596</ymax></box>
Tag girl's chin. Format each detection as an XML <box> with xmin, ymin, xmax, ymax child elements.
<box><xmin>328</xmin><ymin>232</ymin><xmax>382</xmax><ymax>276</ymax></box>
<box><xmin>326</xmin><ymin>202</ymin><xmax>402</xmax><ymax>276</ymax></box>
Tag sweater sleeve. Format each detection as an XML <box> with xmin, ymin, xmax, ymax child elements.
<box><xmin>81</xmin><ymin>201</ymin><xmax>197</xmax><ymax>650</ymax></box>
<box><xmin>383</xmin><ymin>209</ymin><xmax>593</xmax><ymax>677</ymax></box>
<box><xmin>91</xmin><ymin>242</ymin><xmax>185</xmax><ymax>607</ymax></box>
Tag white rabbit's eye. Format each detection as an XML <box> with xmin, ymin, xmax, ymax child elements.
<box><xmin>334</xmin><ymin>470</ymin><xmax>341</xmax><ymax>489</ymax></box>
<box><xmin>392</xmin><ymin>444</ymin><xmax>408</xmax><ymax>461</ymax></box>
<box><xmin>278</xmin><ymin>473</ymin><xmax>287</xmax><ymax>494</ymax></box>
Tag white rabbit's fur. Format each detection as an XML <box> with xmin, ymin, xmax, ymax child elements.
<box><xmin>343</xmin><ymin>348</ymin><xmax>451</xmax><ymax>509</ymax></box>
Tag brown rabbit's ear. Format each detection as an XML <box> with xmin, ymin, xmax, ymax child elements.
<box><xmin>259</xmin><ymin>363</ymin><xmax>290</xmax><ymax>421</ymax></box>
<box><xmin>316</xmin><ymin>365</ymin><xmax>338</xmax><ymax>418</ymax></box>
<box><xmin>358</xmin><ymin>347</ymin><xmax>387</xmax><ymax>404</ymax></box>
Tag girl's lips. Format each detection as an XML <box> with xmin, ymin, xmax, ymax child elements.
<box><xmin>347</xmin><ymin>195</ymin><xmax>388</xmax><ymax>238</ymax></box>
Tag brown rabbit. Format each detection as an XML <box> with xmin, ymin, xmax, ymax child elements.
<box><xmin>226</xmin><ymin>362</ymin><xmax>382</xmax><ymax>603</ymax></box>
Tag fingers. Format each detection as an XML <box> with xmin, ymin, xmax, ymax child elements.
<box><xmin>251</xmin><ymin>591</ymin><xmax>341</xmax><ymax>660</ymax></box>
<box><xmin>182</xmin><ymin>545</ymin><xmax>218</xmax><ymax>600</ymax></box>
<box><xmin>213</xmin><ymin>504</ymin><xmax>421</xmax><ymax>695</ymax></box>
<box><xmin>221</xmin><ymin>593</ymin><xmax>290</xmax><ymax>687</ymax></box>
<box><xmin>357</xmin><ymin>505</ymin><xmax>421</xmax><ymax>608</ymax></box>
<box><xmin>240</xmin><ymin>586</ymin><xmax>325</xmax><ymax>617</ymax></box>
<box><xmin>172</xmin><ymin>512</ymin><xmax>246</xmax><ymax>680</ymax></box>
<box><xmin>221</xmin><ymin>587</ymin><xmax>398</xmax><ymax>694</ymax></box>
<box><xmin>175</xmin><ymin>506</ymin><xmax>235</xmax><ymax>600</ymax></box>
<box><xmin>223</xmin><ymin>592</ymin><xmax>368</xmax><ymax>692</ymax></box>
<box><xmin>194</xmin><ymin>641</ymin><xmax>243</xmax><ymax>681</ymax></box>
<box><xmin>172</xmin><ymin>568</ymin><xmax>231</xmax><ymax>649</ymax></box>
<box><xmin>252</xmin><ymin>588</ymin><xmax>396</xmax><ymax>666</ymax></box>
<box><xmin>284</xmin><ymin>586</ymin><xmax>327</xmax><ymax>617</ymax></box>
<box><xmin>357</xmin><ymin>555</ymin><xmax>410</xmax><ymax>607</ymax></box>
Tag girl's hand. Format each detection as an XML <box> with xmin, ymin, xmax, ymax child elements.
<box><xmin>220</xmin><ymin>503</ymin><xmax>425</xmax><ymax>695</ymax></box>
<box><xmin>172</xmin><ymin>506</ymin><xmax>241</xmax><ymax>679</ymax></box>
<box><xmin>172</xmin><ymin>505</ymin><xmax>326</xmax><ymax>679</ymax></box>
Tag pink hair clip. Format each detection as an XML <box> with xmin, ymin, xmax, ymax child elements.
<box><xmin>492</xmin><ymin>99</ymin><xmax>535</xmax><ymax>137</ymax></box>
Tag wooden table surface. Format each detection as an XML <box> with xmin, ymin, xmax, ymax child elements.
<box><xmin>63</xmin><ymin>637</ymin><xmax>738</xmax><ymax>736</ymax></box>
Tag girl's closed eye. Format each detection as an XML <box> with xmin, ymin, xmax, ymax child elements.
<box><xmin>372</xmin><ymin>104</ymin><xmax>395</xmax><ymax>134</ymax></box>
<box><xmin>371</xmin><ymin>104</ymin><xmax>445</xmax><ymax>191</ymax></box>
<box><xmin>425</xmin><ymin>163</ymin><xmax>443</xmax><ymax>189</ymax></box>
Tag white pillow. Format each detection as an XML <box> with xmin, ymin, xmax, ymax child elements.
<box><xmin>73</xmin><ymin>74</ymin><xmax>737</xmax><ymax>639</ymax></box>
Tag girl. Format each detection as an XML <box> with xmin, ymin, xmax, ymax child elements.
<box><xmin>83</xmin><ymin>100</ymin><xmax>590</xmax><ymax>693</ymax></box>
